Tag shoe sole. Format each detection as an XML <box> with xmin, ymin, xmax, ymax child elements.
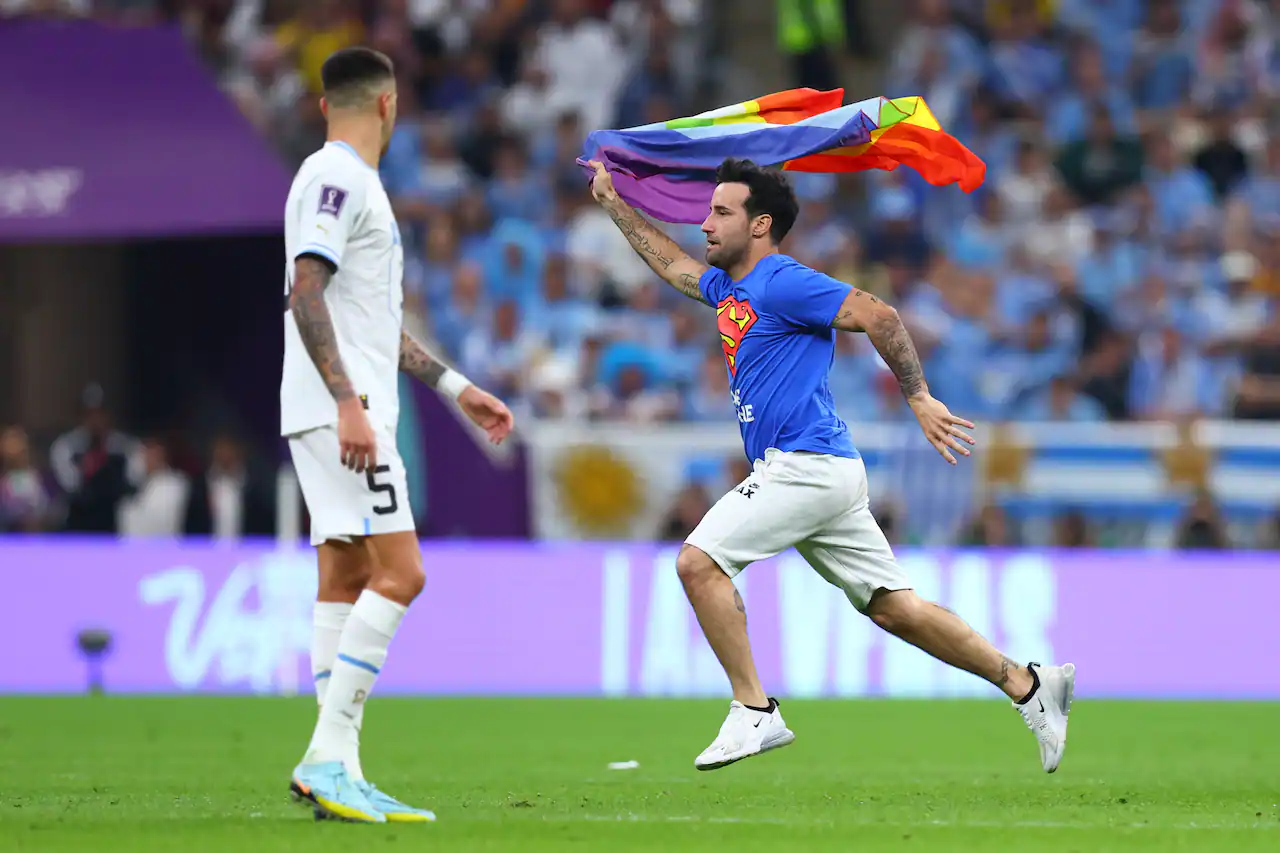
<box><xmin>695</xmin><ymin>728</ymin><xmax>796</xmax><ymax>772</ymax></box>
<box><xmin>1046</xmin><ymin>663</ymin><xmax>1076</xmax><ymax>774</ymax></box>
<box><xmin>289</xmin><ymin>779</ymin><xmax>385</xmax><ymax>823</ymax></box>
<box><xmin>383</xmin><ymin>810</ymin><xmax>437</xmax><ymax>823</ymax></box>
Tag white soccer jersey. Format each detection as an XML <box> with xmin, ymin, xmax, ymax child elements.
<box><xmin>280</xmin><ymin>141</ymin><xmax>405</xmax><ymax>436</ymax></box>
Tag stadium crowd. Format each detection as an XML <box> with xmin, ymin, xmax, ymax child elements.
<box><xmin>3</xmin><ymin>0</ymin><xmax>1279</xmax><ymax>545</ymax></box>
<box><xmin>207</xmin><ymin>0</ymin><xmax>1280</xmax><ymax>428</ymax></box>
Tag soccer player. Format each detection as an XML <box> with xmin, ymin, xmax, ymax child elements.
<box><xmin>282</xmin><ymin>47</ymin><xmax>514</xmax><ymax>822</ymax></box>
<box><xmin>587</xmin><ymin>158</ymin><xmax>1075</xmax><ymax>774</ymax></box>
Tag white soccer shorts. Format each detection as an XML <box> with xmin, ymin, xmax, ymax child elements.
<box><xmin>288</xmin><ymin>424</ymin><xmax>416</xmax><ymax>546</ymax></box>
<box><xmin>685</xmin><ymin>449</ymin><xmax>911</xmax><ymax>610</ymax></box>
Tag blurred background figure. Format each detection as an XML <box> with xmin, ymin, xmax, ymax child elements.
<box><xmin>48</xmin><ymin>386</ymin><xmax>141</xmax><ymax>535</ymax></box>
<box><xmin>0</xmin><ymin>425</ymin><xmax>54</xmax><ymax>534</ymax></box>
<box><xmin>116</xmin><ymin>436</ymin><xmax>189</xmax><ymax>539</ymax></box>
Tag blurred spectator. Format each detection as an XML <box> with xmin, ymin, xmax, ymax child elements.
<box><xmin>460</xmin><ymin>299</ymin><xmax>544</xmax><ymax>403</ymax></box>
<box><xmin>184</xmin><ymin>433</ymin><xmax>276</xmax><ymax>539</ymax></box>
<box><xmin>1174</xmin><ymin>490</ymin><xmax>1232</xmax><ymax>549</ymax></box>
<box><xmin>1234</xmin><ymin>310</ymin><xmax>1280</xmax><ymax>419</ymax></box>
<box><xmin>533</xmin><ymin>0</ymin><xmax>625</xmax><ymax>133</ymax></box>
<box><xmin>117</xmin><ymin>437</ymin><xmax>189</xmax><ymax>539</ymax></box>
<box><xmin>685</xmin><ymin>348</ymin><xmax>733</xmax><ymax>422</ymax></box>
<box><xmin>1023</xmin><ymin>183</ymin><xmax>1095</xmax><ymax>268</ymax></box>
<box><xmin>49</xmin><ymin>385</ymin><xmax>141</xmax><ymax>534</ymax></box>
<box><xmin>274</xmin><ymin>0</ymin><xmax>365</xmax><ymax>96</ymax></box>
<box><xmin>996</xmin><ymin>137</ymin><xmax>1054</xmax><ymax>229</ymax></box>
<box><xmin>959</xmin><ymin>503</ymin><xmax>1019</xmax><ymax>547</ymax></box>
<box><xmin>777</xmin><ymin>0</ymin><xmax>846</xmax><ymax>91</ymax></box>
<box><xmin>1016</xmin><ymin>375</ymin><xmax>1108</xmax><ymax>422</ymax></box>
<box><xmin>1129</xmin><ymin>326</ymin><xmax>1219</xmax><ymax>420</ymax></box>
<box><xmin>1143</xmin><ymin>132</ymin><xmax>1215</xmax><ymax>238</ymax></box>
<box><xmin>1129</xmin><ymin>0</ymin><xmax>1194</xmax><ymax>113</ymax></box>
<box><xmin>0</xmin><ymin>426</ymin><xmax>54</xmax><ymax>533</ymax></box>
<box><xmin>1056</xmin><ymin>104</ymin><xmax>1144</xmax><ymax>207</ymax></box>
<box><xmin>1045</xmin><ymin>40</ymin><xmax>1136</xmax><ymax>147</ymax></box>
<box><xmin>1192</xmin><ymin>105</ymin><xmax>1251</xmax><ymax>200</ymax></box>
<box><xmin>658</xmin><ymin>481</ymin><xmax>712</xmax><ymax>541</ymax></box>
<box><xmin>1053</xmin><ymin>510</ymin><xmax>1095</xmax><ymax>548</ymax></box>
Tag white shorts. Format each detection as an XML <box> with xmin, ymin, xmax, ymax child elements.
<box><xmin>288</xmin><ymin>424</ymin><xmax>415</xmax><ymax>546</ymax></box>
<box><xmin>685</xmin><ymin>449</ymin><xmax>911</xmax><ymax>611</ymax></box>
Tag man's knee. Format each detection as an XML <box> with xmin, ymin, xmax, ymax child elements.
<box><xmin>366</xmin><ymin>532</ymin><xmax>426</xmax><ymax>606</ymax></box>
<box><xmin>317</xmin><ymin>541</ymin><xmax>372</xmax><ymax>602</ymax></box>
<box><xmin>676</xmin><ymin>544</ymin><xmax>722</xmax><ymax>589</ymax></box>
<box><xmin>866</xmin><ymin>588</ymin><xmax>926</xmax><ymax>634</ymax></box>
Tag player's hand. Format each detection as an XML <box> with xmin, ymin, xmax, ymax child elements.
<box><xmin>458</xmin><ymin>385</ymin><xmax>515</xmax><ymax>445</ymax></box>
<box><xmin>908</xmin><ymin>394</ymin><xmax>975</xmax><ymax>465</ymax></box>
<box><xmin>586</xmin><ymin>160</ymin><xmax>619</xmax><ymax>206</ymax></box>
<box><xmin>337</xmin><ymin>397</ymin><xmax>378</xmax><ymax>473</ymax></box>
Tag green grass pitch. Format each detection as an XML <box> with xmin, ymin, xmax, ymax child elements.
<box><xmin>1</xmin><ymin>696</ymin><xmax>1277</xmax><ymax>851</ymax></box>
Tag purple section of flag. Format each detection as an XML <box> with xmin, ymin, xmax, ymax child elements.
<box><xmin>578</xmin><ymin>155</ymin><xmax>714</xmax><ymax>224</ymax></box>
<box><xmin>1</xmin><ymin>539</ymin><xmax>1276</xmax><ymax>699</ymax></box>
<box><xmin>0</xmin><ymin>20</ymin><xmax>291</xmax><ymax>242</ymax></box>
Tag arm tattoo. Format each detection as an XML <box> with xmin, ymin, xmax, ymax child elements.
<box><xmin>398</xmin><ymin>330</ymin><xmax>447</xmax><ymax>389</ymax></box>
<box><xmin>831</xmin><ymin>289</ymin><xmax>882</xmax><ymax>332</ymax></box>
<box><xmin>290</xmin><ymin>257</ymin><xmax>355</xmax><ymax>403</ymax></box>
<box><xmin>604</xmin><ymin>200</ymin><xmax>708</xmax><ymax>305</ymax></box>
<box><xmin>868</xmin><ymin>309</ymin><xmax>927</xmax><ymax>400</ymax></box>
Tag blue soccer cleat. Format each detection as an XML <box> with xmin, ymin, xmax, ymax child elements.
<box><xmin>289</xmin><ymin>761</ymin><xmax>386</xmax><ymax>823</ymax></box>
<box><xmin>356</xmin><ymin>781</ymin><xmax>437</xmax><ymax>823</ymax></box>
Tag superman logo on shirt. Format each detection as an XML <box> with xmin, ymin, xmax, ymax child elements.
<box><xmin>716</xmin><ymin>296</ymin><xmax>759</xmax><ymax>376</ymax></box>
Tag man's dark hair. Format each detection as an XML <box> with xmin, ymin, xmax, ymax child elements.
<box><xmin>714</xmin><ymin>158</ymin><xmax>800</xmax><ymax>244</ymax></box>
<box><xmin>321</xmin><ymin>47</ymin><xmax>395</xmax><ymax>107</ymax></box>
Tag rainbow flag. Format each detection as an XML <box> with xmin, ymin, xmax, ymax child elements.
<box><xmin>578</xmin><ymin>89</ymin><xmax>986</xmax><ymax>224</ymax></box>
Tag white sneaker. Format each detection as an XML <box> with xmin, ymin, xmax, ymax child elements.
<box><xmin>1016</xmin><ymin>662</ymin><xmax>1076</xmax><ymax>773</ymax></box>
<box><xmin>694</xmin><ymin>699</ymin><xmax>796</xmax><ymax>771</ymax></box>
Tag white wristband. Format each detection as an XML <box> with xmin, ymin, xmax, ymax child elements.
<box><xmin>437</xmin><ymin>368</ymin><xmax>471</xmax><ymax>401</ymax></box>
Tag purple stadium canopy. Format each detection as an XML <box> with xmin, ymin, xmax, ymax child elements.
<box><xmin>0</xmin><ymin>20</ymin><xmax>291</xmax><ymax>242</ymax></box>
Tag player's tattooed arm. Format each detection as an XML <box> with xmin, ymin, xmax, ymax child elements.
<box><xmin>831</xmin><ymin>288</ymin><xmax>927</xmax><ymax>399</ymax></box>
<box><xmin>586</xmin><ymin>160</ymin><xmax>708</xmax><ymax>304</ymax></box>
<box><xmin>398</xmin><ymin>329</ymin><xmax>448</xmax><ymax>388</ymax></box>
<box><xmin>604</xmin><ymin>199</ymin><xmax>709</xmax><ymax>304</ymax></box>
<box><xmin>290</xmin><ymin>256</ymin><xmax>356</xmax><ymax>403</ymax></box>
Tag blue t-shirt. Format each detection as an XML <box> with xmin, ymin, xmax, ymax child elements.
<box><xmin>699</xmin><ymin>254</ymin><xmax>859</xmax><ymax>464</ymax></box>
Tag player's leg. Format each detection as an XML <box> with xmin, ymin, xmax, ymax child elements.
<box><xmin>288</xmin><ymin>426</ymin><xmax>432</xmax><ymax>822</ymax></box>
<box><xmin>312</xmin><ymin>539</ymin><xmax>370</xmax><ymax>776</ymax></box>
<box><xmin>798</xmin><ymin>457</ymin><xmax>1075</xmax><ymax>773</ymax></box>
<box><xmin>675</xmin><ymin>544</ymin><xmax>767</xmax><ymax>708</ymax></box>
<box><xmin>683</xmin><ymin>451</ymin><xmax>844</xmax><ymax>770</ymax></box>
<box><xmin>863</xmin><ymin>588</ymin><xmax>1075</xmax><ymax>772</ymax></box>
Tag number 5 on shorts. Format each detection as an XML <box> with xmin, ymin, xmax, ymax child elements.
<box><xmin>365</xmin><ymin>465</ymin><xmax>398</xmax><ymax>516</ymax></box>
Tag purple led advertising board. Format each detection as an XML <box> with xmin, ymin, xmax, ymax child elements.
<box><xmin>1</xmin><ymin>539</ymin><xmax>1275</xmax><ymax>699</ymax></box>
<box><xmin>0</xmin><ymin>21</ymin><xmax>290</xmax><ymax>241</ymax></box>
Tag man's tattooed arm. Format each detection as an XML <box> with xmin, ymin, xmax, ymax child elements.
<box><xmin>601</xmin><ymin>197</ymin><xmax>709</xmax><ymax>305</ymax></box>
<box><xmin>398</xmin><ymin>329</ymin><xmax>448</xmax><ymax>389</ymax></box>
<box><xmin>290</xmin><ymin>257</ymin><xmax>355</xmax><ymax>403</ymax></box>
<box><xmin>831</xmin><ymin>288</ymin><xmax>928</xmax><ymax>400</ymax></box>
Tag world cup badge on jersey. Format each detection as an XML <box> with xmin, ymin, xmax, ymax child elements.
<box><xmin>318</xmin><ymin>185</ymin><xmax>348</xmax><ymax>218</ymax></box>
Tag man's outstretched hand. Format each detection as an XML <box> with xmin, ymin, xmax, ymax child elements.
<box><xmin>908</xmin><ymin>394</ymin><xmax>976</xmax><ymax>465</ymax></box>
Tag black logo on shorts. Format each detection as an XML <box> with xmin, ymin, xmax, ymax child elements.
<box><xmin>736</xmin><ymin>482</ymin><xmax>759</xmax><ymax>499</ymax></box>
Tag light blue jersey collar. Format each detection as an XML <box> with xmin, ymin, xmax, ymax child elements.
<box><xmin>326</xmin><ymin>140</ymin><xmax>377</xmax><ymax>172</ymax></box>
